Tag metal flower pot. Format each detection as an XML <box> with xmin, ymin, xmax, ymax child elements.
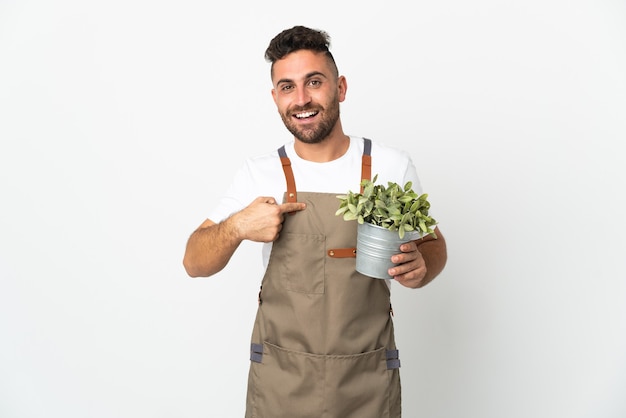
<box><xmin>356</xmin><ymin>222</ymin><xmax>421</xmax><ymax>279</ymax></box>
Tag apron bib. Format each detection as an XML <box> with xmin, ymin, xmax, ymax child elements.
<box><xmin>245</xmin><ymin>139</ymin><xmax>402</xmax><ymax>418</ymax></box>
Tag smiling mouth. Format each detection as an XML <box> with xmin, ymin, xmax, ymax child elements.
<box><xmin>293</xmin><ymin>110</ymin><xmax>319</xmax><ymax>119</ymax></box>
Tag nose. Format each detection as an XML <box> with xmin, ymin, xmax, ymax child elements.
<box><xmin>294</xmin><ymin>87</ymin><xmax>312</xmax><ymax>107</ymax></box>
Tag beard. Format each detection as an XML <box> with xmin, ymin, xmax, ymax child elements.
<box><xmin>279</xmin><ymin>93</ymin><xmax>341</xmax><ymax>144</ymax></box>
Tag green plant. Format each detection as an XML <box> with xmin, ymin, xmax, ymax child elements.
<box><xmin>335</xmin><ymin>174</ymin><xmax>437</xmax><ymax>239</ymax></box>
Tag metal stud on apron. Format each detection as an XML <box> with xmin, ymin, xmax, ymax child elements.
<box><xmin>245</xmin><ymin>138</ymin><xmax>402</xmax><ymax>418</ymax></box>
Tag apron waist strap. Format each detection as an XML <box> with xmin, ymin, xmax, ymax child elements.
<box><xmin>327</xmin><ymin>247</ymin><xmax>356</xmax><ymax>258</ymax></box>
<box><xmin>250</xmin><ymin>343</ymin><xmax>264</xmax><ymax>363</ymax></box>
<box><xmin>386</xmin><ymin>349</ymin><xmax>401</xmax><ymax>370</ymax></box>
<box><xmin>250</xmin><ymin>344</ymin><xmax>400</xmax><ymax>369</ymax></box>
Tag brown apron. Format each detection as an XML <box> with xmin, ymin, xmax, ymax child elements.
<box><xmin>245</xmin><ymin>139</ymin><xmax>402</xmax><ymax>418</ymax></box>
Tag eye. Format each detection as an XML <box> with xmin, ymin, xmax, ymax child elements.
<box><xmin>279</xmin><ymin>83</ymin><xmax>294</xmax><ymax>93</ymax></box>
<box><xmin>308</xmin><ymin>79</ymin><xmax>322</xmax><ymax>88</ymax></box>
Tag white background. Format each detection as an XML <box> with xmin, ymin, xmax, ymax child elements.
<box><xmin>1</xmin><ymin>1</ymin><xmax>625</xmax><ymax>417</ymax></box>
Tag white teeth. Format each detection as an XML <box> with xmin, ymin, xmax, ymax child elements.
<box><xmin>295</xmin><ymin>111</ymin><xmax>317</xmax><ymax>119</ymax></box>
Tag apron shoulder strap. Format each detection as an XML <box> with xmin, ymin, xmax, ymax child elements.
<box><xmin>360</xmin><ymin>138</ymin><xmax>372</xmax><ymax>192</ymax></box>
<box><xmin>278</xmin><ymin>145</ymin><xmax>298</xmax><ymax>204</ymax></box>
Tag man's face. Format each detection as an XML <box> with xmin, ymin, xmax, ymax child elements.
<box><xmin>271</xmin><ymin>50</ymin><xmax>346</xmax><ymax>144</ymax></box>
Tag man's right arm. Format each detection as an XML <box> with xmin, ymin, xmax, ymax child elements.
<box><xmin>182</xmin><ymin>197</ymin><xmax>306</xmax><ymax>277</ymax></box>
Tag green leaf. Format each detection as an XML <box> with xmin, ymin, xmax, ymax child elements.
<box><xmin>388</xmin><ymin>206</ymin><xmax>401</xmax><ymax>216</ymax></box>
<box><xmin>335</xmin><ymin>206</ymin><xmax>348</xmax><ymax>216</ymax></box>
<box><xmin>343</xmin><ymin>212</ymin><xmax>358</xmax><ymax>221</ymax></box>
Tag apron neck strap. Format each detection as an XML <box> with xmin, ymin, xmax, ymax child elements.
<box><xmin>278</xmin><ymin>146</ymin><xmax>297</xmax><ymax>204</ymax></box>
<box><xmin>360</xmin><ymin>138</ymin><xmax>372</xmax><ymax>193</ymax></box>
<box><xmin>278</xmin><ymin>137</ymin><xmax>373</xmax><ymax>202</ymax></box>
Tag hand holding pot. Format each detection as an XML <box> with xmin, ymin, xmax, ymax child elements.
<box><xmin>388</xmin><ymin>241</ymin><xmax>427</xmax><ymax>288</ymax></box>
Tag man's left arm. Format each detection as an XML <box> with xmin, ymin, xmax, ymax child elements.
<box><xmin>388</xmin><ymin>227</ymin><xmax>447</xmax><ymax>289</ymax></box>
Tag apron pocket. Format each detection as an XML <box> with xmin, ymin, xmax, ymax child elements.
<box><xmin>275</xmin><ymin>232</ymin><xmax>325</xmax><ymax>294</ymax></box>
<box><xmin>249</xmin><ymin>342</ymin><xmax>393</xmax><ymax>418</ymax></box>
<box><xmin>324</xmin><ymin>346</ymin><xmax>392</xmax><ymax>418</ymax></box>
<box><xmin>250</xmin><ymin>342</ymin><xmax>324</xmax><ymax>418</ymax></box>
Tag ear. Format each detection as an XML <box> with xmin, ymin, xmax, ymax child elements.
<box><xmin>271</xmin><ymin>88</ymin><xmax>278</xmax><ymax>105</ymax></box>
<box><xmin>337</xmin><ymin>76</ymin><xmax>347</xmax><ymax>102</ymax></box>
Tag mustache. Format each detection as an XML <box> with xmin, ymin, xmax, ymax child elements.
<box><xmin>289</xmin><ymin>105</ymin><xmax>320</xmax><ymax>113</ymax></box>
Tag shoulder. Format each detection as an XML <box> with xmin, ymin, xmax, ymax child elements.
<box><xmin>365</xmin><ymin>137</ymin><xmax>414</xmax><ymax>171</ymax></box>
<box><xmin>368</xmin><ymin>138</ymin><xmax>412</xmax><ymax>161</ymax></box>
<box><xmin>244</xmin><ymin>147</ymin><xmax>281</xmax><ymax>168</ymax></box>
<box><xmin>207</xmin><ymin>146</ymin><xmax>287</xmax><ymax>222</ymax></box>
<box><xmin>236</xmin><ymin>146</ymin><xmax>287</xmax><ymax>180</ymax></box>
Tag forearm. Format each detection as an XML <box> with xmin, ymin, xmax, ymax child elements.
<box><xmin>415</xmin><ymin>228</ymin><xmax>447</xmax><ymax>287</ymax></box>
<box><xmin>183</xmin><ymin>217</ymin><xmax>242</xmax><ymax>278</ymax></box>
<box><xmin>183</xmin><ymin>197</ymin><xmax>306</xmax><ymax>278</ymax></box>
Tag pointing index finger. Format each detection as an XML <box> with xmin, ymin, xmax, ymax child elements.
<box><xmin>278</xmin><ymin>202</ymin><xmax>306</xmax><ymax>214</ymax></box>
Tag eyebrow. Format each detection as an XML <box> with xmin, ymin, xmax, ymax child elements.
<box><xmin>276</xmin><ymin>71</ymin><xmax>328</xmax><ymax>86</ymax></box>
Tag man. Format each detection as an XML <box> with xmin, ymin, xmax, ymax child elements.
<box><xmin>183</xmin><ymin>25</ymin><xmax>447</xmax><ymax>418</ymax></box>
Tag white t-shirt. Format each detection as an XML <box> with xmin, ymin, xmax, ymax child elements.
<box><xmin>208</xmin><ymin>136</ymin><xmax>425</xmax><ymax>268</ymax></box>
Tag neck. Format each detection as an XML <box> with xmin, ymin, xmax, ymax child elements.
<box><xmin>293</xmin><ymin>125</ymin><xmax>350</xmax><ymax>163</ymax></box>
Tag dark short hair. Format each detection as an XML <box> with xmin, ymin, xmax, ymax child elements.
<box><xmin>265</xmin><ymin>26</ymin><xmax>338</xmax><ymax>76</ymax></box>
